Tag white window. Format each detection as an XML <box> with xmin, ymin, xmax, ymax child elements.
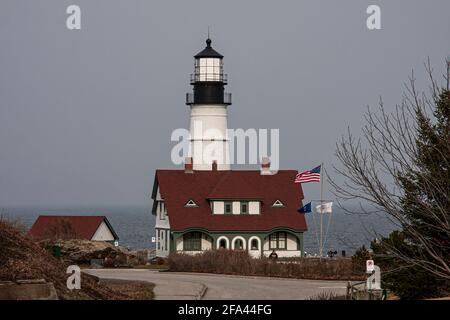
<box><xmin>269</xmin><ymin>232</ymin><xmax>287</xmax><ymax>250</ymax></box>
<box><xmin>249</xmin><ymin>201</ymin><xmax>261</xmax><ymax>215</ymax></box>
<box><xmin>212</xmin><ymin>201</ymin><xmax>260</xmax><ymax>214</ymax></box>
<box><xmin>160</xmin><ymin>230</ymin><xmax>165</xmax><ymax>250</ymax></box>
<box><xmin>212</xmin><ymin>201</ymin><xmax>225</xmax><ymax>214</ymax></box>
<box><xmin>156</xmin><ymin>231</ymin><xmax>160</xmax><ymax>250</ymax></box>
<box><xmin>196</xmin><ymin>57</ymin><xmax>223</xmax><ymax>81</ymax></box>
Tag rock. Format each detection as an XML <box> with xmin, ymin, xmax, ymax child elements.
<box><xmin>40</xmin><ymin>239</ymin><xmax>133</xmax><ymax>265</ymax></box>
<box><xmin>37</xmin><ymin>239</ymin><xmax>155</xmax><ymax>267</ymax></box>
<box><xmin>0</xmin><ymin>280</ymin><xmax>58</xmax><ymax>300</ymax></box>
<box><xmin>16</xmin><ymin>279</ymin><xmax>46</xmax><ymax>284</ymax></box>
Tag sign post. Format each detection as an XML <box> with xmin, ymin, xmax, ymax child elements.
<box><xmin>366</xmin><ymin>260</ymin><xmax>381</xmax><ymax>296</ymax></box>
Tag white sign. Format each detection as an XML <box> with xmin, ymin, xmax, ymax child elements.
<box><xmin>366</xmin><ymin>259</ymin><xmax>375</xmax><ymax>273</ymax></box>
<box><xmin>367</xmin><ymin>265</ymin><xmax>382</xmax><ymax>290</ymax></box>
<box><xmin>151</xmin><ymin>237</ymin><xmax>156</xmax><ymax>243</ymax></box>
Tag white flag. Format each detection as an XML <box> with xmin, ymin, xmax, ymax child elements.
<box><xmin>315</xmin><ymin>202</ymin><xmax>333</xmax><ymax>213</ymax></box>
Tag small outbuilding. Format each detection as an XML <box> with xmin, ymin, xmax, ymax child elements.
<box><xmin>28</xmin><ymin>215</ymin><xmax>119</xmax><ymax>245</ymax></box>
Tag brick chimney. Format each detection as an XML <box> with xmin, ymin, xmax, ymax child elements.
<box><xmin>260</xmin><ymin>157</ymin><xmax>271</xmax><ymax>175</ymax></box>
<box><xmin>185</xmin><ymin>157</ymin><xmax>193</xmax><ymax>174</ymax></box>
<box><xmin>212</xmin><ymin>160</ymin><xmax>218</xmax><ymax>171</ymax></box>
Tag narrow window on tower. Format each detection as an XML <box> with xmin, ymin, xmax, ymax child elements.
<box><xmin>156</xmin><ymin>231</ymin><xmax>160</xmax><ymax>250</ymax></box>
<box><xmin>160</xmin><ymin>202</ymin><xmax>166</xmax><ymax>220</ymax></box>
<box><xmin>160</xmin><ymin>230</ymin><xmax>165</xmax><ymax>250</ymax></box>
<box><xmin>166</xmin><ymin>230</ymin><xmax>170</xmax><ymax>251</ymax></box>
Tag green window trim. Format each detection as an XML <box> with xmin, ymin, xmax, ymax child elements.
<box><xmin>219</xmin><ymin>239</ymin><xmax>227</xmax><ymax>249</ymax></box>
<box><xmin>241</xmin><ymin>201</ymin><xmax>249</xmax><ymax>214</ymax></box>
<box><xmin>234</xmin><ymin>239</ymin><xmax>244</xmax><ymax>250</ymax></box>
<box><xmin>224</xmin><ymin>201</ymin><xmax>233</xmax><ymax>214</ymax></box>
<box><xmin>269</xmin><ymin>232</ymin><xmax>287</xmax><ymax>250</ymax></box>
<box><xmin>250</xmin><ymin>239</ymin><xmax>259</xmax><ymax>250</ymax></box>
<box><xmin>183</xmin><ymin>232</ymin><xmax>202</xmax><ymax>251</ymax></box>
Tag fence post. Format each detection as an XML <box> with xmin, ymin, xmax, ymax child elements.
<box><xmin>346</xmin><ymin>281</ymin><xmax>351</xmax><ymax>300</ymax></box>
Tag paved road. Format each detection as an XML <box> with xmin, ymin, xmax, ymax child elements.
<box><xmin>85</xmin><ymin>269</ymin><xmax>348</xmax><ymax>300</ymax></box>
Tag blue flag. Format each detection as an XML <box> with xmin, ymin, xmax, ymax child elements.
<box><xmin>298</xmin><ymin>202</ymin><xmax>312</xmax><ymax>214</ymax></box>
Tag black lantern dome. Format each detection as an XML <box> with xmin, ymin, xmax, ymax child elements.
<box><xmin>186</xmin><ymin>38</ymin><xmax>231</xmax><ymax>105</ymax></box>
<box><xmin>194</xmin><ymin>38</ymin><xmax>224</xmax><ymax>58</ymax></box>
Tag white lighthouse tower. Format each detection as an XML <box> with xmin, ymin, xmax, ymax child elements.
<box><xmin>186</xmin><ymin>38</ymin><xmax>232</xmax><ymax>171</ymax></box>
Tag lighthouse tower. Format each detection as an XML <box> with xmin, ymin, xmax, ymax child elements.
<box><xmin>186</xmin><ymin>38</ymin><xmax>232</xmax><ymax>171</ymax></box>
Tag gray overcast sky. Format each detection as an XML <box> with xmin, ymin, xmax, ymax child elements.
<box><xmin>0</xmin><ymin>0</ymin><xmax>449</xmax><ymax>206</ymax></box>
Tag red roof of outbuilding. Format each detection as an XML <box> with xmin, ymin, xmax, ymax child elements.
<box><xmin>28</xmin><ymin>215</ymin><xmax>118</xmax><ymax>240</ymax></box>
<box><xmin>152</xmin><ymin>170</ymin><xmax>307</xmax><ymax>232</ymax></box>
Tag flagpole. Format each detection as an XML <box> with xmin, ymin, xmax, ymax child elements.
<box><xmin>319</xmin><ymin>162</ymin><xmax>324</xmax><ymax>257</ymax></box>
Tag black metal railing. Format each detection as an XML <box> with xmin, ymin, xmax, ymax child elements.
<box><xmin>190</xmin><ymin>73</ymin><xmax>228</xmax><ymax>84</ymax></box>
<box><xmin>186</xmin><ymin>93</ymin><xmax>194</xmax><ymax>104</ymax></box>
<box><xmin>224</xmin><ymin>92</ymin><xmax>232</xmax><ymax>104</ymax></box>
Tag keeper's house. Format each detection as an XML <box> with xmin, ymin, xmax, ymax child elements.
<box><xmin>152</xmin><ymin>167</ymin><xmax>307</xmax><ymax>258</ymax></box>
<box><xmin>151</xmin><ymin>38</ymin><xmax>307</xmax><ymax>258</ymax></box>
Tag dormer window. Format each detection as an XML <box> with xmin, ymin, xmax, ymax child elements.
<box><xmin>185</xmin><ymin>199</ymin><xmax>198</xmax><ymax>207</ymax></box>
<box><xmin>211</xmin><ymin>200</ymin><xmax>260</xmax><ymax>215</ymax></box>
<box><xmin>272</xmin><ymin>200</ymin><xmax>285</xmax><ymax>207</ymax></box>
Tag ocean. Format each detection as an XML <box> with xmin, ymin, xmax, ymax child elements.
<box><xmin>1</xmin><ymin>205</ymin><xmax>396</xmax><ymax>255</ymax></box>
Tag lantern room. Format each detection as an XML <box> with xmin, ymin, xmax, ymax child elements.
<box><xmin>192</xmin><ymin>38</ymin><xmax>226</xmax><ymax>83</ymax></box>
<box><xmin>186</xmin><ymin>38</ymin><xmax>231</xmax><ymax>105</ymax></box>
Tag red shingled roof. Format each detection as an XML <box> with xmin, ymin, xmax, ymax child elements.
<box><xmin>153</xmin><ymin>170</ymin><xmax>307</xmax><ymax>232</ymax></box>
<box><xmin>28</xmin><ymin>215</ymin><xmax>118</xmax><ymax>240</ymax></box>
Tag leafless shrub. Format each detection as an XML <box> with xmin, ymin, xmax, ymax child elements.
<box><xmin>167</xmin><ymin>250</ymin><xmax>365</xmax><ymax>281</ymax></box>
<box><xmin>329</xmin><ymin>58</ymin><xmax>450</xmax><ymax>280</ymax></box>
<box><xmin>0</xmin><ymin>219</ymin><xmax>130</xmax><ymax>299</ymax></box>
<box><xmin>308</xmin><ymin>291</ymin><xmax>347</xmax><ymax>300</ymax></box>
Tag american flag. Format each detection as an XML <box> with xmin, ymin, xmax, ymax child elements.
<box><xmin>294</xmin><ymin>165</ymin><xmax>321</xmax><ymax>183</ymax></box>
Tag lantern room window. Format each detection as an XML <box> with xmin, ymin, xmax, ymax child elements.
<box><xmin>194</xmin><ymin>58</ymin><xmax>223</xmax><ymax>82</ymax></box>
